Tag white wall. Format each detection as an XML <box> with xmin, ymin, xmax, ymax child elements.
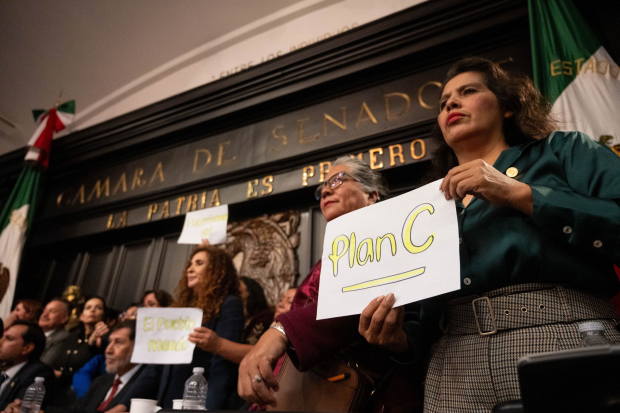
<box><xmin>0</xmin><ymin>0</ymin><xmax>425</xmax><ymax>156</ymax></box>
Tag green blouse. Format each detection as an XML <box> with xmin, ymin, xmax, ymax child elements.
<box><xmin>403</xmin><ymin>131</ymin><xmax>620</xmax><ymax>361</ymax></box>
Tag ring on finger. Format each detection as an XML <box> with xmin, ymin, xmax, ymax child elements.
<box><xmin>252</xmin><ymin>374</ymin><xmax>263</xmax><ymax>383</ymax></box>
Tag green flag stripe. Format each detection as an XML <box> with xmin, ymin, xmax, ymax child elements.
<box><xmin>0</xmin><ymin>165</ymin><xmax>41</xmax><ymax>232</ymax></box>
<box><xmin>528</xmin><ymin>0</ymin><xmax>600</xmax><ymax>103</ymax></box>
<box><xmin>57</xmin><ymin>100</ymin><xmax>76</xmax><ymax>114</ymax></box>
<box><xmin>32</xmin><ymin>110</ymin><xmax>46</xmax><ymax>123</ymax></box>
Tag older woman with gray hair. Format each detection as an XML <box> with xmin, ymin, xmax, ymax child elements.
<box><xmin>238</xmin><ymin>156</ymin><xmax>423</xmax><ymax>412</ymax></box>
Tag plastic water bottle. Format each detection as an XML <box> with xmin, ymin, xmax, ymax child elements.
<box><xmin>20</xmin><ymin>377</ymin><xmax>45</xmax><ymax>413</ymax></box>
<box><xmin>182</xmin><ymin>367</ymin><xmax>208</xmax><ymax>410</ymax></box>
<box><xmin>577</xmin><ymin>321</ymin><xmax>613</xmax><ymax>347</ymax></box>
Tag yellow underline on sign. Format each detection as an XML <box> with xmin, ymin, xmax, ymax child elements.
<box><xmin>342</xmin><ymin>267</ymin><xmax>425</xmax><ymax>292</ymax></box>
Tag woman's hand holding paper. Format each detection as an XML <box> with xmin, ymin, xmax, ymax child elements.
<box><xmin>189</xmin><ymin>326</ymin><xmax>221</xmax><ymax>353</ymax></box>
<box><xmin>359</xmin><ymin>293</ymin><xmax>408</xmax><ymax>354</ymax></box>
<box><xmin>440</xmin><ymin>159</ymin><xmax>532</xmax><ymax>215</ymax></box>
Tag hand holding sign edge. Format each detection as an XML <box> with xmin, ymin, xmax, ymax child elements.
<box><xmin>359</xmin><ymin>293</ymin><xmax>408</xmax><ymax>354</ymax></box>
<box><xmin>439</xmin><ymin>159</ymin><xmax>533</xmax><ymax>215</ymax></box>
<box><xmin>189</xmin><ymin>326</ymin><xmax>221</xmax><ymax>353</ymax></box>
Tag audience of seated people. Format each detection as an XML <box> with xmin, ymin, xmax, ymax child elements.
<box><xmin>0</xmin><ymin>260</ymin><xmax>325</xmax><ymax>413</ymax></box>
<box><xmin>106</xmin><ymin>245</ymin><xmax>244</xmax><ymax>411</ymax></box>
<box><xmin>4</xmin><ymin>319</ymin><xmax>145</xmax><ymax>413</ymax></box>
<box><xmin>72</xmin><ymin>291</ymin><xmax>172</xmax><ymax>399</ymax></box>
<box><xmin>50</xmin><ymin>297</ymin><xmax>108</xmax><ymax>406</ymax></box>
<box><xmin>72</xmin><ymin>302</ymin><xmax>126</xmax><ymax>400</ymax></box>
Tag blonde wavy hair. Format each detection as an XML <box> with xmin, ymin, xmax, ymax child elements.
<box><xmin>172</xmin><ymin>246</ymin><xmax>239</xmax><ymax>323</ymax></box>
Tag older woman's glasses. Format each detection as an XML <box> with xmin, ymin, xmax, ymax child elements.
<box><xmin>314</xmin><ymin>172</ymin><xmax>360</xmax><ymax>200</ymax></box>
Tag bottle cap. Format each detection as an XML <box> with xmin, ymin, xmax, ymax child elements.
<box><xmin>193</xmin><ymin>367</ymin><xmax>205</xmax><ymax>374</ymax></box>
<box><xmin>34</xmin><ymin>377</ymin><xmax>45</xmax><ymax>383</ymax></box>
<box><xmin>578</xmin><ymin>321</ymin><xmax>605</xmax><ymax>332</ymax></box>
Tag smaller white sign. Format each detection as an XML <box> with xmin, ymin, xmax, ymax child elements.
<box><xmin>132</xmin><ymin>308</ymin><xmax>203</xmax><ymax>364</ymax></box>
<box><xmin>178</xmin><ymin>205</ymin><xmax>228</xmax><ymax>245</ymax></box>
<box><xmin>317</xmin><ymin>180</ymin><xmax>460</xmax><ymax>320</ymax></box>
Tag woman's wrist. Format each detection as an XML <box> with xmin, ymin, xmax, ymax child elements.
<box><xmin>510</xmin><ymin>182</ymin><xmax>533</xmax><ymax>216</ymax></box>
<box><xmin>270</xmin><ymin>323</ymin><xmax>287</xmax><ymax>339</ymax></box>
<box><xmin>386</xmin><ymin>333</ymin><xmax>409</xmax><ymax>354</ymax></box>
<box><xmin>268</xmin><ymin>323</ymin><xmax>290</xmax><ymax>349</ymax></box>
<box><xmin>214</xmin><ymin>335</ymin><xmax>223</xmax><ymax>355</ymax></box>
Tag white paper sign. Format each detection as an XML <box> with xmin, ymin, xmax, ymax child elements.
<box><xmin>177</xmin><ymin>205</ymin><xmax>228</xmax><ymax>245</ymax></box>
<box><xmin>131</xmin><ymin>308</ymin><xmax>203</xmax><ymax>364</ymax></box>
<box><xmin>316</xmin><ymin>180</ymin><xmax>460</xmax><ymax>320</ymax></box>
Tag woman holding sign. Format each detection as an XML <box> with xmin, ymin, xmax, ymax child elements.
<box><xmin>238</xmin><ymin>157</ymin><xmax>425</xmax><ymax>412</ymax></box>
<box><xmin>359</xmin><ymin>57</ymin><xmax>620</xmax><ymax>412</ymax></box>
<box><xmin>114</xmin><ymin>245</ymin><xmax>244</xmax><ymax>411</ymax></box>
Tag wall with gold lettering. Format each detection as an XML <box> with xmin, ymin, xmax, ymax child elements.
<box><xmin>32</xmin><ymin>135</ymin><xmax>434</xmax><ymax>245</ymax></box>
<box><xmin>44</xmin><ymin>50</ymin><xmax>525</xmax><ymax>213</ymax></box>
<box><xmin>45</xmin><ymin>65</ymin><xmax>448</xmax><ymax>215</ymax></box>
<box><xmin>30</xmin><ymin>41</ymin><xmax>529</xmax><ymax>248</ymax></box>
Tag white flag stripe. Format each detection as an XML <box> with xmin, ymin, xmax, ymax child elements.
<box><xmin>24</xmin><ymin>147</ymin><xmax>42</xmax><ymax>162</ymax></box>
<box><xmin>26</xmin><ymin>116</ymin><xmax>49</xmax><ymax>147</ymax></box>
<box><xmin>0</xmin><ymin>204</ymin><xmax>30</xmax><ymax>319</ymax></box>
<box><xmin>552</xmin><ymin>47</ymin><xmax>620</xmax><ymax>145</ymax></box>
<box><xmin>56</xmin><ymin>111</ymin><xmax>75</xmax><ymax>128</ymax></box>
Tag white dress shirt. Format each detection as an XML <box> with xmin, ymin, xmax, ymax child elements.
<box><xmin>44</xmin><ymin>329</ymin><xmax>60</xmax><ymax>339</ymax></box>
<box><xmin>102</xmin><ymin>363</ymin><xmax>142</xmax><ymax>401</ymax></box>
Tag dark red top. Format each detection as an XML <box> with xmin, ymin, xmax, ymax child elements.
<box><xmin>277</xmin><ymin>261</ymin><xmax>360</xmax><ymax>371</ymax></box>
<box><xmin>276</xmin><ymin>261</ymin><xmax>424</xmax><ymax>413</ymax></box>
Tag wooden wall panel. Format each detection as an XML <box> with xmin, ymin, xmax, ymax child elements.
<box><xmin>154</xmin><ymin>236</ymin><xmax>193</xmax><ymax>299</ymax></box>
<box><xmin>79</xmin><ymin>248</ymin><xmax>116</xmax><ymax>299</ymax></box>
<box><xmin>108</xmin><ymin>240</ymin><xmax>154</xmax><ymax>310</ymax></box>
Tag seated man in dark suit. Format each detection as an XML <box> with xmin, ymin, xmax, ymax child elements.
<box><xmin>5</xmin><ymin>319</ymin><xmax>144</xmax><ymax>413</ymax></box>
<box><xmin>38</xmin><ymin>299</ymin><xmax>70</xmax><ymax>367</ymax></box>
<box><xmin>0</xmin><ymin>321</ymin><xmax>56</xmax><ymax>411</ymax></box>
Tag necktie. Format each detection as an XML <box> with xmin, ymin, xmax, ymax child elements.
<box><xmin>0</xmin><ymin>372</ymin><xmax>8</xmax><ymax>386</ymax></box>
<box><xmin>97</xmin><ymin>378</ymin><xmax>122</xmax><ymax>411</ymax></box>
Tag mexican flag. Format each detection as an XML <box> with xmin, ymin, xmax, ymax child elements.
<box><xmin>529</xmin><ymin>0</ymin><xmax>620</xmax><ymax>155</ymax></box>
<box><xmin>0</xmin><ymin>101</ymin><xmax>75</xmax><ymax>319</ymax></box>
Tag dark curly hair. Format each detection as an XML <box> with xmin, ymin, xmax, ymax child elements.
<box><xmin>173</xmin><ymin>246</ymin><xmax>239</xmax><ymax>323</ymax></box>
<box><xmin>427</xmin><ymin>56</ymin><xmax>557</xmax><ymax>181</ymax></box>
<box><xmin>239</xmin><ymin>276</ymin><xmax>270</xmax><ymax>318</ymax></box>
